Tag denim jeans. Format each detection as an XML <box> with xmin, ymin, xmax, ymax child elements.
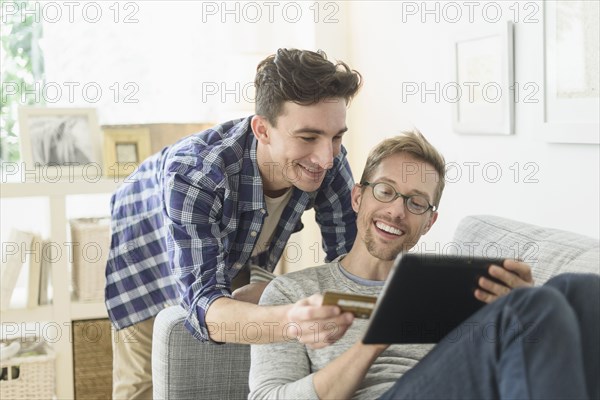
<box><xmin>379</xmin><ymin>273</ymin><xmax>599</xmax><ymax>400</ymax></box>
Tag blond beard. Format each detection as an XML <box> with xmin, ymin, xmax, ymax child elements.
<box><xmin>364</xmin><ymin>227</ymin><xmax>406</xmax><ymax>261</ymax></box>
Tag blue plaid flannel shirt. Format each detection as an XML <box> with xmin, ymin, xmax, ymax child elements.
<box><xmin>105</xmin><ymin>117</ymin><xmax>357</xmax><ymax>341</ymax></box>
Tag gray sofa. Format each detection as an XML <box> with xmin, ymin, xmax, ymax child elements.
<box><xmin>152</xmin><ymin>214</ymin><xmax>600</xmax><ymax>399</ymax></box>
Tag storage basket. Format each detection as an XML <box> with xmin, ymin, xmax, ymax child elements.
<box><xmin>70</xmin><ymin>217</ymin><xmax>111</xmax><ymax>302</ymax></box>
<box><xmin>72</xmin><ymin>319</ymin><xmax>113</xmax><ymax>399</ymax></box>
<box><xmin>0</xmin><ymin>344</ymin><xmax>55</xmax><ymax>400</ymax></box>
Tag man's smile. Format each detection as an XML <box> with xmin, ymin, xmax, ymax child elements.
<box><xmin>374</xmin><ymin>220</ymin><xmax>405</xmax><ymax>237</ymax></box>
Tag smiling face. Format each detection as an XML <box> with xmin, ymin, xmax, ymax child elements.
<box><xmin>252</xmin><ymin>98</ymin><xmax>348</xmax><ymax>195</ymax></box>
<box><xmin>352</xmin><ymin>152</ymin><xmax>439</xmax><ymax>261</ymax></box>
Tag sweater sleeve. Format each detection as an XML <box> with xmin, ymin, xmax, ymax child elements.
<box><xmin>248</xmin><ymin>277</ymin><xmax>320</xmax><ymax>400</ymax></box>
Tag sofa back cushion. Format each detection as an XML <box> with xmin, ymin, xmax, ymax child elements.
<box><xmin>452</xmin><ymin>215</ymin><xmax>599</xmax><ymax>284</ymax></box>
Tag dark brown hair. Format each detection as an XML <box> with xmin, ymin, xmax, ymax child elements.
<box><xmin>360</xmin><ymin>129</ymin><xmax>447</xmax><ymax>208</ymax></box>
<box><xmin>254</xmin><ymin>48</ymin><xmax>362</xmax><ymax>126</ymax></box>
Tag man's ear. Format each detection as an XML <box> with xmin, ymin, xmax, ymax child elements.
<box><xmin>251</xmin><ymin>115</ymin><xmax>271</xmax><ymax>145</ymax></box>
<box><xmin>351</xmin><ymin>184</ymin><xmax>362</xmax><ymax>213</ymax></box>
<box><xmin>421</xmin><ymin>211</ymin><xmax>438</xmax><ymax>235</ymax></box>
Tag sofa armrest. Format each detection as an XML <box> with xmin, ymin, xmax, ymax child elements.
<box><xmin>152</xmin><ymin>305</ymin><xmax>251</xmax><ymax>400</ymax></box>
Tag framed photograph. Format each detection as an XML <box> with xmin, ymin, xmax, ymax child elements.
<box><xmin>453</xmin><ymin>21</ymin><xmax>514</xmax><ymax>135</ymax></box>
<box><xmin>540</xmin><ymin>0</ymin><xmax>599</xmax><ymax>144</ymax></box>
<box><xmin>103</xmin><ymin>127</ymin><xmax>152</xmax><ymax>177</ymax></box>
<box><xmin>18</xmin><ymin>107</ymin><xmax>103</xmax><ymax>177</ymax></box>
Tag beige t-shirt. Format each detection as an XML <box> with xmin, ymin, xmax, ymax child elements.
<box><xmin>251</xmin><ymin>188</ymin><xmax>293</xmax><ymax>257</ymax></box>
<box><xmin>237</xmin><ymin>189</ymin><xmax>293</xmax><ymax>284</ymax></box>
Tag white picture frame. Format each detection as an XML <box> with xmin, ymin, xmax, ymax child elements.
<box><xmin>18</xmin><ymin>107</ymin><xmax>103</xmax><ymax>179</ymax></box>
<box><xmin>540</xmin><ymin>0</ymin><xmax>599</xmax><ymax>144</ymax></box>
<box><xmin>453</xmin><ymin>21</ymin><xmax>514</xmax><ymax>135</ymax></box>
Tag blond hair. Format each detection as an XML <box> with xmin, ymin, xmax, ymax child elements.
<box><xmin>359</xmin><ymin>129</ymin><xmax>446</xmax><ymax>207</ymax></box>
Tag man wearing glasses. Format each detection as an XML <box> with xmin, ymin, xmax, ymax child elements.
<box><xmin>249</xmin><ymin>130</ymin><xmax>599</xmax><ymax>400</ymax></box>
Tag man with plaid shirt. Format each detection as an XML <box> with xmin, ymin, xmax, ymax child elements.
<box><xmin>105</xmin><ymin>49</ymin><xmax>362</xmax><ymax>399</ymax></box>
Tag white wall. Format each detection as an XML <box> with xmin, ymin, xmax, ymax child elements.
<box><xmin>23</xmin><ymin>1</ymin><xmax>599</xmax><ymax>271</ymax></box>
<box><xmin>40</xmin><ymin>1</ymin><xmax>321</xmax><ymax>124</ymax></box>
<box><xmin>345</xmin><ymin>1</ymin><xmax>599</xmax><ymax>248</ymax></box>
<box><xmin>33</xmin><ymin>1</ymin><xmax>354</xmax><ymax>271</ymax></box>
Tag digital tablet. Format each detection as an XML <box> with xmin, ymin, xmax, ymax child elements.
<box><xmin>362</xmin><ymin>253</ymin><xmax>505</xmax><ymax>344</ymax></box>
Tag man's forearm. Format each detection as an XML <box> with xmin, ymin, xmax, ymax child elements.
<box><xmin>313</xmin><ymin>342</ymin><xmax>386</xmax><ymax>399</ymax></box>
<box><xmin>232</xmin><ymin>282</ymin><xmax>270</xmax><ymax>304</ymax></box>
<box><xmin>205</xmin><ymin>297</ymin><xmax>293</xmax><ymax>344</ymax></box>
<box><xmin>206</xmin><ymin>293</ymin><xmax>355</xmax><ymax>347</ymax></box>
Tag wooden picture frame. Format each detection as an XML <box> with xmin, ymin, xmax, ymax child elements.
<box><xmin>102</xmin><ymin>127</ymin><xmax>152</xmax><ymax>177</ymax></box>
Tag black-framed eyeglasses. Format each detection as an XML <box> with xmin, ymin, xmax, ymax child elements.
<box><xmin>361</xmin><ymin>181</ymin><xmax>437</xmax><ymax>215</ymax></box>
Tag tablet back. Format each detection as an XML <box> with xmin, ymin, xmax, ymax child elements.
<box><xmin>362</xmin><ymin>253</ymin><xmax>504</xmax><ymax>344</ymax></box>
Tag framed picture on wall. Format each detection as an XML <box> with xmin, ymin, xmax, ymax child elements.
<box><xmin>540</xmin><ymin>0</ymin><xmax>599</xmax><ymax>144</ymax></box>
<box><xmin>102</xmin><ymin>127</ymin><xmax>152</xmax><ymax>178</ymax></box>
<box><xmin>18</xmin><ymin>107</ymin><xmax>103</xmax><ymax>178</ymax></box>
<box><xmin>453</xmin><ymin>21</ymin><xmax>514</xmax><ymax>135</ymax></box>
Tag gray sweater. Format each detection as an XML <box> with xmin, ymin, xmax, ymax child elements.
<box><xmin>249</xmin><ymin>261</ymin><xmax>434</xmax><ymax>399</ymax></box>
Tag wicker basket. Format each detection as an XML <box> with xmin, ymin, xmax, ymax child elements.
<box><xmin>70</xmin><ymin>217</ymin><xmax>111</xmax><ymax>302</ymax></box>
<box><xmin>72</xmin><ymin>319</ymin><xmax>113</xmax><ymax>400</ymax></box>
<box><xmin>0</xmin><ymin>345</ymin><xmax>55</xmax><ymax>400</ymax></box>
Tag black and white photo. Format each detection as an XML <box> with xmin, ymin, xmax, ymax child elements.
<box><xmin>18</xmin><ymin>107</ymin><xmax>102</xmax><ymax>175</ymax></box>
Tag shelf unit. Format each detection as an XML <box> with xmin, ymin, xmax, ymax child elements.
<box><xmin>0</xmin><ymin>179</ymin><xmax>120</xmax><ymax>399</ymax></box>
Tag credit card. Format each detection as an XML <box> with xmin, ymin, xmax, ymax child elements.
<box><xmin>322</xmin><ymin>291</ymin><xmax>378</xmax><ymax>319</ymax></box>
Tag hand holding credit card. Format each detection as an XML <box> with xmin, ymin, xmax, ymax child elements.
<box><xmin>322</xmin><ymin>291</ymin><xmax>378</xmax><ymax>319</ymax></box>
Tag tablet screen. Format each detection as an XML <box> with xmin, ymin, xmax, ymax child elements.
<box><xmin>362</xmin><ymin>253</ymin><xmax>504</xmax><ymax>344</ymax></box>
